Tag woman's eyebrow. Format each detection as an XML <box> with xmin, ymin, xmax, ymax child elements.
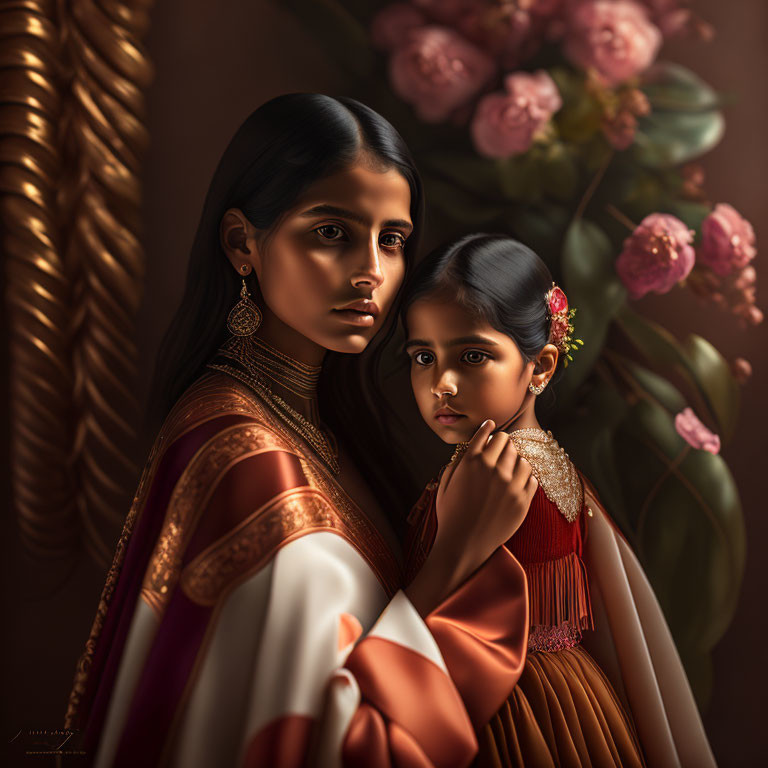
<box><xmin>298</xmin><ymin>204</ymin><xmax>412</xmax><ymax>232</ymax></box>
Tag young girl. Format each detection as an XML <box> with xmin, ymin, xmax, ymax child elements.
<box><xmin>401</xmin><ymin>234</ymin><xmax>717</xmax><ymax>768</ymax></box>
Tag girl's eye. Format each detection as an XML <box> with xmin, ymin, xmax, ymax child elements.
<box><xmin>413</xmin><ymin>351</ymin><xmax>435</xmax><ymax>366</ymax></box>
<box><xmin>380</xmin><ymin>232</ymin><xmax>406</xmax><ymax>250</ymax></box>
<box><xmin>462</xmin><ymin>349</ymin><xmax>490</xmax><ymax>365</ymax></box>
<box><xmin>315</xmin><ymin>224</ymin><xmax>346</xmax><ymax>241</ymax></box>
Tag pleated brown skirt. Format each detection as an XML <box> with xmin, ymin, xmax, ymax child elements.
<box><xmin>473</xmin><ymin>644</ymin><xmax>645</xmax><ymax>768</ymax></box>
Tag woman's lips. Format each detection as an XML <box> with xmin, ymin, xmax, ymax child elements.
<box><xmin>332</xmin><ymin>299</ymin><xmax>379</xmax><ymax>328</ymax></box>
<box><xmin>331</xmin><ymin>309</ymin><xmax>376</xmax><ymax>327</ymax></box>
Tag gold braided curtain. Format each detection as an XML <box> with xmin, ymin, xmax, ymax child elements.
<box><xmin>1</xmin><ymin>0</ymin><xmax>154</xmax><ymax>567</ymax></box>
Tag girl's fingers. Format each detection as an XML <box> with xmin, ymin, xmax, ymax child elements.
<box><xmin>483</xmin><ymin>430</ymin><xmax>511</xmax><ymax>466</ymax></box>
<box><xmin>466</xmin><ymin>419</ymin><xmax>495</xmax><ymax>457</ymax></box>
<box><xmin>497</xmin><ymin>434</ymin><xmax>519</xmax><ymax>476</ymax></box>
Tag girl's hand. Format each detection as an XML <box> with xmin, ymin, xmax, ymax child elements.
<box><xmin>406</xmin><ymin>420</ymin><xmax>538</xmax><ymax>616</ymax></box>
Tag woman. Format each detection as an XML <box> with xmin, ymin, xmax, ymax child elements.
<box><xmin>64</xmin><ymin>95</ymin><xmax>538</xmax><ymax>768</ymax></box>
<box><xmin>401</xmin><ymin>234</ymin><xmax>717</xmax><ymax>767</ymax></box>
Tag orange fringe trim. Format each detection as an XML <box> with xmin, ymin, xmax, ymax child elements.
<box><xmin>524</xmin><ymin>551</ymin><xmax>594</xmax><ymax>631</ymax></box>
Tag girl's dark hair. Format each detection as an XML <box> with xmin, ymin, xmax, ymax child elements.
<box><xmin>401</xmin><ymin>233</ymin><xmax>557</xmax><ymax>369</ymax></box>
<box><xmin>149</xmin><ymin>93</ymin><xmax>424</xmax><ymax>513</ymax></box>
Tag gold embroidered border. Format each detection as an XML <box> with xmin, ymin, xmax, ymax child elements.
<box><xmin>141</xmin><ymin>423</ymin><xmax>293</xmax><ymax>617</ymax></box>
<box><xmin>64</xmin><ymin>376</ymin><xmax>290</xmax><ymax>727</ymax></box>
<box><xmin>510</xmin><ymin>429</ymin><xmax>584</xmax><ymax>522</ymax></box>
<box><xmin>180</xmin><ymin>487</ymin><xmax>342</xmax><ymax>606</ymax></box>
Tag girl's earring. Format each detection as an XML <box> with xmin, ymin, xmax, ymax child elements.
<box><xmin>528</xmin><ymin>381</ymin><xmax>546</xmax><ymax>396</ymax></box>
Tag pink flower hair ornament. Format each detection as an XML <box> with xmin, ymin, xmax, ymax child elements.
<box><xmin>546</xmin><ymin>284</ymin><xmax>583</xmax><ymax>366</ymax></box>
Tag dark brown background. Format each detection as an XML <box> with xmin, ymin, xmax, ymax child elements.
<box><xmin>3</xmin><ymin>1</ymin><xmax>766</xmax><ymax>765</ymax></box>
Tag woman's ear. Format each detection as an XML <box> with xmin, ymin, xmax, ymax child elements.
<box><xmin>220</xmin><ymin>208</ymin><xmax>261</xmax><ymax>277</ymax></box>
<box><xmin>531</xmin><ymin>343</ymin><xmax>559</xmax><ymax>388</ymax></box>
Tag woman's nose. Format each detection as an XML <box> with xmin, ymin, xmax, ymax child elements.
<box><xmin>351</xmin><ymin>237</ymin><xmax>384</xmax><ymax>290</ymax></box>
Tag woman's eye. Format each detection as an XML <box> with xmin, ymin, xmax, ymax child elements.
<box><xmin>380</xmin><ymin>232</ymin><xmax>405</xmax><ymax>249</ymax></box>
<box><xmin>413</xmin><ymin>351</ymin><xmax>435</xmax><ymax>366</ymax></box>
<box><xmin>315</xmin><ymin>224</ymin><xmax>346</xmax><ymax>241</ymax></box>
<box><xmin>462</xmin><ymin>350</ymin><xmax>490</xmax><ymax>365</ymax></box>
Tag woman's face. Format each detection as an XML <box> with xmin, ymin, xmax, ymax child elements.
<box><xmin>236</xmin><ymin>161</ymin><xmax>413</xmax><ymax>356</ymax></box>
<box><xmin>405</xmin><ymin>295</ymin><xmax>535</xmax><ymax>444</ymax></box>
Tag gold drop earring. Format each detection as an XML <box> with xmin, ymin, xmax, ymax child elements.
<box><xmin>227</xmin><ymin>267</ymin><xmax>262</xmax><ymax>339</ymax></box>
<box><xmin>528</xmin><ymin>381</ymin><xmax>546</xmax><ymax>396</ymax></box>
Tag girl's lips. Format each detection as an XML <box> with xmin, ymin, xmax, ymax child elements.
<box><xmin>435</xmin><ymin>414</ymin><xmax>465</xmax><ymax>425</ymax></box>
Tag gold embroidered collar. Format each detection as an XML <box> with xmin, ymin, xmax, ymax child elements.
<box><xmin>509</xmin><ymin>428</ymin><xmax>583</xmax><ymax>523</ymax></box>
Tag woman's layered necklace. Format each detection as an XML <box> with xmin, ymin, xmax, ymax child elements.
<box><xmin>209</xmin><ymin>334</ymin><xmax>340</xmax><ymax>475</ymax></box>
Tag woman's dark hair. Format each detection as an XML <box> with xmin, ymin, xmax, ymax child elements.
<box><xmin>401</xmin><ymin>233</ymin><xmax>559</xmax><ymax>371</ymax></box>
<box><xmin>149</xmin><ymin>93</ymin><xmax>424</xmax><ymax>514</ymax></box>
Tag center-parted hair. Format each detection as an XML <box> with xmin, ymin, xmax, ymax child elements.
<box><xmin>401</xmin><ymin>234</ymin><xmax>556</xmax><ymax>366</ymax></box>
<box><xmin>149</xmin><ymin>93</ymin><xmax>425</xmax><ymax>517</ymax></box>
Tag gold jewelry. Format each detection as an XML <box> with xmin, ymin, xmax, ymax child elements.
<box><xmin>208</xmin><ymin>360</ymin><xmax>339</xmax><ymax>475</ymax></box>
<box><xmin>450</xmin><ymin>441</ymin><xmax>470</xmax><ymax>464</ymax></box>
<box><xmin>528</xmin><ymin>381</ymin><xmax>546</xmax><ymax>396</ymax></box>
<box><xmin>240</xmin><ymin>264</ymin><xmax>250</xmax><ymax>274</ymax></box>
<box><xmin>246</xmin><ymin>336</ymin><xmax>321</xmax><ymax>399</ymax></box>
<box><xmin>212</xmin><ymin>278</ymin><xmax>338</xmax><ymax>474</ymax></box>
<box><xmin>227</xmin><ymin>279</ymin><xmax>262</xmax><ymax>336</ymax></box>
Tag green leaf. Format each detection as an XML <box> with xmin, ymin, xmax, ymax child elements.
<box><xmin>634</xmin><ymin>63</ymin><xmax>725</xmax><ymax>167</ymax></box>
<box><xmin>614</xmin><ymin>399</ymin><xmax>746</xmax><ymax>704</ymax></box>
<box><xmin>616</xmin><ymin>307</ymin><xmax>740</xmax><ymax>442</ymax></box>
<box><xmin>681</xmin><ymin>335</ymin><xmax>741</xmax><ymax>441</ymax></box>
<box><xmin>559</xmin><ymin>219</ymin><xmax>625</xmax><ymax>398</ymax></box>
<box><xmin>641</xmin><ymin>62</ymin><xmax>722</xmax><ymax>112</ymax></box>
<box><xmin>634</xmin><ymin>110</ymin><xmax>725</xmax><ymax>167</ymax></box>
<box><xmin>619</xmin><ymin>357</ymin><xmax>688</xmax><ymax>414</ymax></box>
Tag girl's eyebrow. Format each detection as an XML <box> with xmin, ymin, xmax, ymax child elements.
<box><xmin>404</xmin><ymin>338</ymin><xmax>432</xmax><ymax>350</ymax></box>
<box><xmin>404</xmin><ymin>335</ymin><xmax>499</xmax><ymax>350</ymax></box>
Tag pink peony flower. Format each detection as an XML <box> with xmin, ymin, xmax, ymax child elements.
<box><xmin>674</xmin><ymin>407</ymin><xmax>720</xmax><ymax>454</ymax></box>
<box><xmin>564</xmin><ymin>0</ymin><xmax>662</xmax><ymax>86</ymax></box>
<box><xmin>371</xmin><ymin>3</ymin><xmax>426</xmax><ymax>51</ymax></box>
<box><xmin>698</xmin><ymin>203</ymin><xmax>757</xmax><ymax>278</ymax></box>
<box><xmin>615</xmin><ymin>213</ymin><xmax>696</xmax><ymax>299</ymax></box>
<box><xmin>730</xmin><ymin>357</ymin><xmax>752</xmax><ymax>384</ymax></box>
<box><xmin>389</xmin><ymin>26</ymin><xmax>495</xmax><ymax>123</ymax></box>
<box><xmin>470</xmin><ymin>70</ymin><xmax>562</xmax><ymax>158</ymax></box>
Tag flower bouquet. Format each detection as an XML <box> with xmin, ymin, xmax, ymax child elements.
<box><xmin>285</xmin><ymin>0</ymin><xmax>756</xmax><ymax>705</ymax></box>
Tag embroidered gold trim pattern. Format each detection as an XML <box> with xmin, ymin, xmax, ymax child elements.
<box><xmin>64</xmin><ymin>373</ymin><xmax>288</xmax><ymax>728</ymax></box>
<box><xmin>181</xmin><ymin>488</ymin><xmax>342</xmax><ymax>606</ymax></box>
<box><xmin>64</xmin><ymin>371</ymin><xmax>401</xmax><ymax>727</ymax></box>
<box><xmin>209</xmin><ymin>373</ymin><xmax>401</xmax><ymax>595</ymax></box>
<box><xmin>141</xmin><ymin>424</ymin><xmax>290</xmax><ymax>615</ymax></box>
<box><xmin>510</xmin><ymin>428</ymin><xmax>583</xmax><ymax>523</ymax></box>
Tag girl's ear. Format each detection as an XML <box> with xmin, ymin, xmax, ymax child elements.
<box><xmin>531</xmin><ymin>343</ymin><xmax>559</xmax><ymax>388</ymax></box>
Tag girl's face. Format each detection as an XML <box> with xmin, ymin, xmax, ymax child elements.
<box><xmin>227</xmin><ymin>160</ymin><xmax>413</xmax><ymax>356</ymax></box>
<box><xmin>406</xmin><ymin>295</ymin><xmax>535</xmax><ymax>444</ymax></box>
